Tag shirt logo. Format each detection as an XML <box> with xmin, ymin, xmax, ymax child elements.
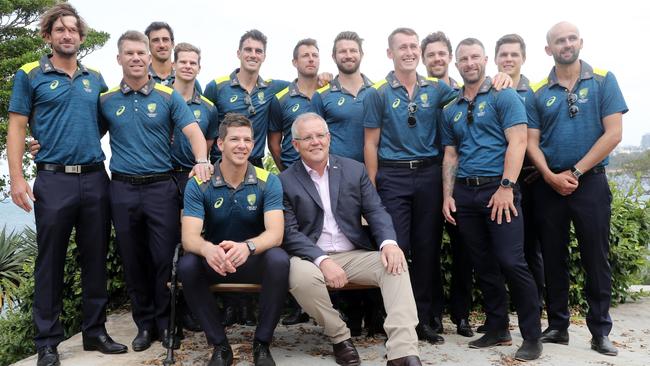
<box><xmin>82</xmin><ymin>79</ymin><xmax>92</xmax><ymax>92</ymax></box>
<box><xmin>257</xmin><ymin>91</ymin><xmax>265</xmax><ymax>102</ymax></box>
<box><xmin>214</xmin><ymin>197</ymin><xmax>224</xmax><ymax>209</ymax></box>
<box><xmin>116</xmin><ymin>106</ymin><xmax>126</xmax><ymax>116</ymax></box>
<box><xmin>392</xmin><ymin>98</ymin><xmax>401</xmax><ymax>109</ymax></box>
<box><xmin>477</xmin><ymin>101</ymin><xmax>487</xmax><ymax>117</ymax></box>
<box><xmin>546</xmin><ymin>96</ymin><xmax>556</xmax><ymax>107</ymax></box>
<box><xmin>337</xmin><ymin>96</ymin><xmax>345</xmax><ymax>106</ymax></box>
<box><xmin>247</xmin><ymin>193</ymin><xmax>257</xmax><ymax>210</ymax></box>
<box><xmin>454</xmin><ymin>111</ymin><xmax>462</xmax><ymax>122</ymax></box>
<box><xmin>578</xmin><ymin>87</ymin><xmax>589</xmax><ymax>102</ymax></box>
<box><xmin>194</xmin><ymin>109</ymin><xmax>201</xmax><ymax>119</ymax></box>
<box><xmin>230</xmin><ymin>95</ymin><xmax>238</xmax><ymax>103</ymax></box>
<box><xmin>420</xmin><ymin>94</ymin><xmax>428</xmax><ymax>103</ymax></box>
<box><xmin>291</xmin><ymin>103</ymin><xmax>300</xmax><ymax>112</ymax></box>
<box><xmin>49</xmin><ymin>80</ymin><xmax>59</xmax><ymax>90</ymax></box>
<box><xmin>147</xmin><ymin>103</ymin><xmax>157</xmax><ymax>117</ymax></box>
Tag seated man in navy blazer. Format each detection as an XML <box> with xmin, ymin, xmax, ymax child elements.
<box><xmin>279</xmin><ymin>112</ymin><xmax>421</xmax><ymax>366</ymax></box>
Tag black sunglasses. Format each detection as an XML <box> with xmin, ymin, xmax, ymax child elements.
<box><xmin>467</xmin><ymin>100</ymin><xmax>475</xmax><ymax>124</ymax></box>
<box><xmin>244</xmin><ymin>94</ymin><xmax>256</xmax><ymax>115</ymax></box>
<box><xmin>567</xmin><ymin>93</ymin><xmax>579</xmax><ymax>118</ymax></box>
<box><xmin>407</xmin><ymin>102</ymin><xmax>417</xmax><ymax>127</ymax></box>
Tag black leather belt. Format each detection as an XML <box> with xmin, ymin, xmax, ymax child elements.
<box><xmin>173</xmin><ymin>166</ymin><xmax>193</xmax><ymax>173</ymax></box>
<box><xmin>379</xmin><ymin>157</ymin><xmax>440</xmax><ymax>169</ymax></box>
<box><xmin>37</xmin><ymin>163</ymin><xmax>104</xmax><ymax>174</ymax></box>
<box><xmin>456</xmin><ymin>176</ymin><xmax>501</xmax><ymax>186</ymax></box>
<box><xmin>111</xmin><ymin>172</ymin><xmax>172</xmax><ymax>185</ymax></box>
<box><xmin>553</xmin><ymin>166</ymin><xmax>606</xmax><ymax>176</ymax></box>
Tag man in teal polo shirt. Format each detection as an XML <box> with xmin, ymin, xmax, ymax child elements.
<box><xmin>179</xmin><ymin>114</ymin><xmax>289</xmax><ymax>366</ymax></box>
<box><xmin>100</xmin><ymin>30</ymin><xmax>210</xmax><ymax>352</ymax></box>
<box><xmin>440</xmin><ymin>37</ymin><xmax>542</xmax><ymax>361</ymax></box>
<box><xmin>268</xmin><ymin>38</ymin><xmax>320</xmax><ymax>171</ymax></box>
<box><xmin>527</xmin><ymin>22</ymin><xmax>627</xmax><ymax>356</ymax></box>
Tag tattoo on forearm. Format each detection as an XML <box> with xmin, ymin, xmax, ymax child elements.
<box><xmin>443</xmin><ymin>163</ymin><xmax>458</xmax><ymax>197</ymax></box>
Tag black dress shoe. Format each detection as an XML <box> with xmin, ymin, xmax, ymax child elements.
<box><xmin>253</xmin><ymin>340</ymin><xmax>276</xmax><ymax>366</ymax></box>
<box><xmin>415</xmin><ymin>323</ymin><xmax>444</xmax><ymax>345</ymax></box>
<box><xmin>282</xmin><ymin>309</ymin><xmax>310</xmax><ymax>325</ymax></box>
<box><xmin>132</xmin><ymin>329</ymin><xmax>155</xmax><ymax>352</ymax></box>
<box><xmin>591</xmin><ymin>336</ymin><xmax>618</xmax><ymax>356</ymax></box>
<box><xmin>160</xmin><ymin>329</ymin><xmax>181</xmax><ymax>350</ymax></box>
<box><xmin>540</xmin><ymin>327</ymin><xmax>569</xmax><ymax>345</ymax></box>
<box><xmin>386</xmin><ymin>355</ymin><xmax>422</xmax><ymax>366</ymax></box>
<box><xmin>456</xmin><ymin>318</ymin><xmax>474</xmax><ymax>337</ymax></box>
<box><xmin>37</xmin><ymin>346</ymin><xmax>60</xmax><ymax>366</ymax></box>
<box><xmin>208</xmin><ymin>342</ymin><xmax>234</xmax><ymax>366</ymax></box>
<box><xmin>333</xmin><ymin>338</ymin><xmax>361</xmax><ymax>366</ymax></box>
<box><xmin>515</xmin><ymin>339</ymin><xmax>543</xmax><ymax>361</ymax></box>
<box><xmin>468</xmin><ymin>330</ymin><xmax>512</xmax><ymax>348</ymax></box>
<box><xmin>181</xmin><ymin>310</ymin><xmax>203</xmax><ymax>332</ymax></box>
<box><xmin>82</xmin><ymin>332</ymin><xmax>128</xmax><ymax>354</ymax></box>
<box><xmin>241</xmin><ymin>305</ymin><xmax>257</xmax><ymax>326</ymax></box>
<box><xmin>431</xmin><ymin>317</ymin><xmax>444</xmax><ymax>334</ymax></box>
<box><xmin>222</xmin><ymin>305</ymin><xmax>239</xmax><ymax>326</ymax></box>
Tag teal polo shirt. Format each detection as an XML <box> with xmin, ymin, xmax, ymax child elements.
<box><xmin>363</xmin><ymin>71</ymin><xmax>457</xmax><ymax>160</ymax></box>
<box><xmin>100</xmin><ymin>78</ymin><xmax>197</xmax><ymax>175</ymax></box>
<box><xmin>269</xmin><ymin>81</ymin><xmax>314</xmax><ymax>167</ymax></box>
<box><xmin>312</xmin><ymin>74</ymin><xmax>374</xmax><ymax>162</ymax></box>
<box><xmin>183</xmin><ymin>162</ymin><xmax>283</xmax><ymax>243</ymax></box>
<box><xmin>529</xmin><ymin>60</ymin><xmax>628</xmax><ymax>170</ymax></box>
<box><xmin>9</xmin><ymin>55</ymin><xmax>108</xmax><ymax>165</ymax></box>
<box><xmin>203</xmin><ymin>69</ymin><xmax>290</xmax><ymax>160</ymax></box>
<box><xmin>172</xmin><ymin>89</ymin><xmax>219</xmax><ymax>168</ymax></box>
<box><xmin>441</xmin><ymin>77</ymin><xmax>528</xmax><ymax>178</ymax></box>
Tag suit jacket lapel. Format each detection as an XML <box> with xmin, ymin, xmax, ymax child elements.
<box><xmin>296</xmin><ymin>162</ymin><xmax>324</xmax><ymax>209</ymax></box>
<box><xmin>329</xmin><ymin>156</ymin><xmax>341</xmax><ymax>215</ymax></box>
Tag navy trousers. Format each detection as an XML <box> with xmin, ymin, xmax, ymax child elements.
<box><xmin>178</xmin><ymin>248</ymin><xmax>289</xmax><ymax>345</ymax></box>
<box><xmin>532</xmin><ymin>171</ymin><xmax>613</xmax><ymax>336</ymax></box>
<box><xmin>110</xmin><ymin>178</ymin><xmax>180</xmax><ymax>334</ymax></box>
<box><xmin>445</xmin><ymin>221</ymin><xmax>474</xmax><ymax>323</ymax></box>
<box><xmin>33</xmin><ymin>169</ymin><xmax>111</xmax><ymax>348</ymax></box>
<box><xmin>376</xmin><ymin>164</ymin><xmax>444</xmax><ymax>325</ymax></box>
<box><xmin>454</xmin><ymin>181</ymin><xmax>541</xmax><ymax>340</ymax></box>
<box><xmin>520</xmin><ymin>173</ymin><xmax>545</xmax><ymax>307</ymax></box>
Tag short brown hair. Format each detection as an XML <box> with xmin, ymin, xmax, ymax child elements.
<box><xmin>332</xmin><ymin>31</ymin><xmax>364</xmax><ymax>56</ymax></box>
<box><xmin>293</xmin><ymin>38</ymin><xmax>318</xmax><ymax>60</ymax></box>
<box><xmin>388</xmin><ymin>27</ymin><xmax>418</xmax><ymax>48</ymax></box>
<box><xmin>144</xmin><ymin>21</ymin><xmax>174</xmax><ymax>42</ymax></box>
<box><xmin>455</xmin><ymin>38</ymin><xmax>485</xmax><ymax>57</ymax></box>
<box><xmin>174</xmin><ymin>42</ymin><xmax>201</xmax><ymax>63</ymax></box>
<box><xmin>421</xmin><ymin>31</ymin><xmax>452</xmax><ymax>56</ymax></box>
<box><xmin>495</xmin><ymin>33</ymin><xmax>526</xmax><ymax>58</ymax></box>
<box><xmin>40</xmin><ymin>3</ymin><xmax>88</xmax><ymax>39</ymax></box>
<box><xmin>117</xmin><ymin>30</ymin><xmax>149</xmax><ymax>52</ymax></box>
<box><xmin>219</xmin><ymin>113</ymin><xmax>253</xmax><ymax>139</ymax></box>
<box><xmin>239</xmin><ymin>29</ymin><xmax>267</xmax><ymax>51</ymax></box>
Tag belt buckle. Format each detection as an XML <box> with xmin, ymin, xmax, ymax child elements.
<box><xmin>469</xmin><ymin>177</ymin><xmax>480</xmax><ymax>186</ymax></box>
<box><xmin>64</xmin><ymin>165</ymin><xmax>82</xmax><ymax>174</ymax></box>
<box><xmin>409</xmin><ymin>160</ymin><xmax>418</xmax><ymax>169</ymax></box>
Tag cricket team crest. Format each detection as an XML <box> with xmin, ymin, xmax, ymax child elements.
<box><xmin>82</xmin><ymin>79</ymin><xmax>92</xmax><ymax>92</ymax></box>
<box><xmin>247</xmin><ymin>193</ymin><xmax>257</xmax><ymax>210</ymax></box>
<box><xmin>147</xmin><ymin>103</ymin><xmax>157</xmax><ymax>117</ymax></box>
<box><xmin>194</xmin><ymin>109</ymin><xmax>201</xmax><ymax>119</ymax></box>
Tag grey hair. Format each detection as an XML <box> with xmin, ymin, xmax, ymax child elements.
<box><xmin>291</xmin><ymin>112</ymin><xmax>329</xmax><ymax>139</ymax></box>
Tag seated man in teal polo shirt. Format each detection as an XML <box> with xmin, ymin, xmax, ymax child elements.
<box><xmin>179</xmin><ymin>113</ymin><xmax>289</xmax><ymax>366</ymax></box>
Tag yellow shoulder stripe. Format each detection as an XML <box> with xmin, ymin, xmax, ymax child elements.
<box><xmin>100</xmin><ymin>86</ymin><xmax>120</xmax><ymax>96</ymax></box>
<box><xmin>275</xmin><ymin>87</ymin><xmax>290</xmax><ymax>100</ymax></box>
<box><xmin>316</xmin><ymin>84</ymin><xmax>331</xmax><ymax>94</ymax></box>
<box><xmin>214</xmin><ymin>75</ymin><xmax>230</xmax><ymax>84</ymax></box>
<box><xmin>193</xmin><ymin>176</ymin><xmax>204</xmax><ymax>185</ymax></box>
<box><xmin>372</xmin><ymin>79</ymin><xmax>388</xmax><ymax>90</ymax></box>
<box><xmin>19</xmin><ymin>61</ymin><xmax>40</xmax><ymax>74</ymax></box>
<box><xmin>264</xmin><ymin>78</ymin><xmax>273</xmax><ymax>83</ymax></box>
<box><xmin>154</xmin><ymin>83</ymin><xmax>174</xmax><ymax>95</ymax></box>
<box><xmin>593</xmin><ymin>67</ymin><xmax>608</xmax><ymax>77</ymax></box>
<box><xmin>426</xmin><ymin>76</ymin><xmax>439</xmax><ymax>83</ymax></box>
<box><xmin>254</xmin><ymin>166</ymin><xmax>270</xmax><ymax>182</ymax></box>
<box><xmin>530</xmin><ymin>78</ymin><xmax>549</xmax><ymax>93</ymax></box>
<box><xmin>200</xmin><ymin>95</ymin><xmax>214</xmax><ymax>106</ymax></box>
<box><xmin>443</xmin><ymin>99</ymin><xmax>456</xmax><ymax>110</ymax></box>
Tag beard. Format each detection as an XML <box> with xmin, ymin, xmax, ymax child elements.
<box><xmin>336</xmin><ymin>59</ymin><xmax>361</xmax><ymax>75</ymax></box>
<box><xmin>51</xmin><ymin>43</ymin><xmax>79</xmax><ymax>58</ymax></box>
<box><xmin>553</xmin><ymin>47</ymin><xmax>580</xmax><ymax>65</ymax></box>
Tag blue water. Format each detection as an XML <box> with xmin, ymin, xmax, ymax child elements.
<box><xmin>0</xmin><ymin>199</ymin><xmax>35</xmax><ymax>233</ymax></box>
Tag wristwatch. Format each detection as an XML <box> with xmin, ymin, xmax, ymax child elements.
<box><xmin>196</xmin><ymin>158</ymin><xmax>210</xmax><ymax>164</ymax></box>
<box><xmin>245</xmin><ymin>240</ymin><xmax>256</xmax><ymax>255</ymax></box>
<box><xmin>571</xmin><ymin>166</ymin><xmax>583</xmax><ymax>179</ymax></box>
<box><xmin>500</xmin><ymin>178</ymin><xmax>515</xmax><ymax>188</ymax></box>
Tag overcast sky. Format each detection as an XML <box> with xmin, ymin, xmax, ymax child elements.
<box><xmin>70</xmin><ymin>0</ymin><xmax>648</xmax><ymax>146</ymax></box>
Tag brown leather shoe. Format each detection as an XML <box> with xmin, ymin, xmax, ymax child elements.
<box><xmin>387</xmin><ymin>355</ymin><xmax>422</xmax><ymax>366</ymax></box>
<box><xmin>333</xmin><ymin>338</ymin><xmax>361</xmax><ymax>366</ymax></box>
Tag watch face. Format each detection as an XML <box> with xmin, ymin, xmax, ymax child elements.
<box><xmin>501</xmin><ymin>178</ymin><xmax>511</xmax><ymax>187</ymax></box>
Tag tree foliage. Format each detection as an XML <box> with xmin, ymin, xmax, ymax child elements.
<box><xmin>0</xmin><ymin>0</ymin><xmax>109</xmax><ymax>199</ymax></box>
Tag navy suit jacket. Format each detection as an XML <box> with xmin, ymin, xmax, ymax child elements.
<box><xmin>279</xmin><ymin>154</ymin><xmax>396</xmax><ymax>261</ymax></box>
